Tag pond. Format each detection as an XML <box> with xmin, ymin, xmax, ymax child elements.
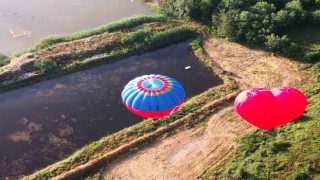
<box><xmin>0</xmin><ymin>0</ymin><xmax>152</xmax><ymax>56</ymax></box>
<box><xmin>0</xmin><ymin>42</ymin><xmax>223</xmax><ymax>178</ymax></box>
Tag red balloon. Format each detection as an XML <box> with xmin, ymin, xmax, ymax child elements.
<box><xmin>234</xmin><ymin>87</ymin><xmax>308</xmax><ymax>130</ymax></box>
<box><xmin>271</xmin><ymin>87</ymin><xmax>308</xmax><ymax>125</ymax></box>
<box><xmin>234</xmin><ymin>88</ymin><xmax>278</xmax><ymax>130</ymax></box>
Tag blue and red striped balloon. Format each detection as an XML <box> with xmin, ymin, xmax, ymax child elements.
<box><xmin>122</xmin><ymin>74</ymin><xmax>185</xmax><ymax>119</ymax></box>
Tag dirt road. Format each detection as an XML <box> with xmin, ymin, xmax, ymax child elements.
<box><xmin>100</xmin><ymin>38</ymin><xmax>312</xmax><ymax>180</ymax></box>
<box><xmin>101</xmin><ymin>107</ymin><xmax>252</xmax><ymax>180</ymax></box>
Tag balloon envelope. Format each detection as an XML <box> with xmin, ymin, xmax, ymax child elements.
<box><xmin>271</xmin><ymin>87</ymin><xmax>308</xmax><ymax>124</ymax></box>
<box><xmin>234</xmin><ymin>87</ymin><xmax>308</xmax><ymax>130</ymax></box>
<box><xmin>122</xmin><ymin>74</ymin><xmax>185</xmax><ymax>119</ymax></box>
<box><xmin>234</xmin><ymin>88</ymin><xmax>278</xmax><ymax>130</ymax></box>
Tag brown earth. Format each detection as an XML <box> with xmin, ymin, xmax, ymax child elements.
<box><xmin>101</xmin><ymin>107</ymin><xmax>252</xmax><ymax>180</ymax></box>
<box><xmin>204</xmin><ymin>38</ymin><xmax>312</xmax><ymax>89</ymax></box>
<box><xmin>99</xmin><ymin>38</ymin><xmax>313</xmax><ymax>180</ymax></box>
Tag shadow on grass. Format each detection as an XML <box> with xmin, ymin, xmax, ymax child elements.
<box><xmin>293</xmin><ymin>115</ymin><xmax>312</xmax><ymax>123</ymax></box>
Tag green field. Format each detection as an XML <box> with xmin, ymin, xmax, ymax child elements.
<box><xmin>200</xmin><ymin>26</ymin><xmax>320</xmax><ymax>180</ymax></box>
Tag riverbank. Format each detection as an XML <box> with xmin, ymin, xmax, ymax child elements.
<box><xmin>0</xmin><ymin>15</ymin><xmax>204</xmax><ymax>92</ymax></box>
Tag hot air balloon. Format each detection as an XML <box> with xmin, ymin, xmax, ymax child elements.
<box><xmin>121</xmin><ymin>74</ymin><xmax>185</xmax><ymax>119</ymax></box>
<box><xmin>234</xmin><ymin>87</ymin><xmax>308</xmax><ymax>132</ymax></box>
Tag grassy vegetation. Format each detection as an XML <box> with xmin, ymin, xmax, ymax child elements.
<box><xmin>201</xmin><ymin>91</ymin><xmax>319</xmax><ymax>180</ymax></box>
<box><xmin>142</xmin><ymin>0</ymin><xmax>168</xmax><ymax>16</ymax></box>
<box><xmin>34</xmin><ymin>59</ymin><xmax>57</xmax><ymax>73</ymax></box>
<box><xmin>199</xmin><ymin>25</ymin><xmax>320</xmax><ymax>180</ymax></box>
<box><xmin>119</xmin><ymin>26</ymin><xmax>196</xmax><ymax>53</ymax></box>
<box><xmin>0</xmin><ymin>53</ymin><xmax>10</xmax><ymax>67</ymax></box>
<box><xmin>313</xmin><ymin>62</ymin><xmax>320</xmax><ymax>83</ymax></box>
<box><xmin>30</xmin><ymin>15</ymin><xmax>168</xmax><ymax>52</ymax></box>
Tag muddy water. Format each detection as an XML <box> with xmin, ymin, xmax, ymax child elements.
<box><xmin>0</xmin><ymin>42</ymin><xmax>223</xmax><ymax>178</ymax></box>
<box><xmin>0</xmin><ymin>0</ymin><xmax>152</xmax><ymax>56</ymax></box>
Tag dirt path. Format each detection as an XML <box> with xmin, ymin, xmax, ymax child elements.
<box><xmin>100</xmin><ymin>38</ymin><xmax>312</xmax><ymax>180</ymax></box>
<box><xmin>101</xmin><ymin>107</ymin><xmax>252</xmax><ymax>180</ymax></box>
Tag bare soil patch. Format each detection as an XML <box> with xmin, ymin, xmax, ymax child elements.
<box><xmin>203</xmin><ymin>38</ymin><xmax>312</xmax><ymax>89</ymax></box>
<box><xmin>101</xmin><ymin>107</ymin><xmax>252</xmax><ymax>180</ymax></box>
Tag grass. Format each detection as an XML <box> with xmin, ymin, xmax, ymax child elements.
<box><xmin>30</xmin><ymin>15</ymin><xmax>168</xmax><ymax>52</ymax></box>
<box><xmin>142</xmin><ymin>0</ymin><xmax>168</xmax><ymax>16</ymax></box>
<box><xmin>200</xmin><ymin>26</ymin><xmax>320</xmax><ymax>180</ymax></box>
<box><xmin>0</xmin><ymin>53</ymin><xmax>10</xmax><ymax>67</ymax></box>
<box><xmin>34</xmin><ymin>59</ymin><xmax>57</xmax><ymax>73</ymax></box>
<box><xmin>313</xmin><ymin>62</ymin><xmax>320</xmax><ymax>83</ymax></box>
<box><xmin>207</xmin><ymin>91</ymin><xmax>320</xmax><ymax>180</ymax></box>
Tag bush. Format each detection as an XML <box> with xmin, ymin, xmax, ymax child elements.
<box><xmin>161</xmin><ymin>0</ymin><xmax>218</xmax><ymax>21</ymax></box>
<box><xmin>272</xmin><ymin>10</ymin><xmax>296</xmax><ymax>29</ymax></box>
<box><xmin>312</xmin><ymin>10</ymin><xmax>320</xmax><ymax>25</ymax></box>
<box><xmin>213</xmin><ymin>10</ymin><xmax>239</xmax><ymax>40</ymax></box>
<box><xmin>285</xmin><ymin>0</ymin><xmax>304</xmax><ymax>12</ymax></box>
<box><xmin>34</xmin><ymin>59</ymin><xmax>57</xmax><ymax>73</ymax></box>
<box><xmin>265</xmin><ymin>34</ymin><xmax>306</xmax><ymax>58</ymax></box>
<box><xmin>189</xmin><ymin>38</ymin><xmax>202</xmax><ymax>51</ymax></box>
<box><xmin>265</xmin><ymin>34</ymin><xmax>291</xmax><ymax>53</ymax></box>
<box><xmin>119</xmin><ymin>26</ymin><xmax>196</xmax><ymax>53</ymax></box>
<box><xmin>162</xmin><ymin>0</ymin><xmax>196</xmax><ymax>19</ymax></box>
<box><xmin>0</xmin><ymin>53</ymin><xmax>10</xmax><ymax>67</ymax></box>
<box><xmin>120</xmin><ymin>30</ymin><xmax>149</xmax><ymax>46</ymax></box>
<box><xmin>231</xmin><ymin>167</ymin><xmax>248</xmax><ymax>179</ymax></box>
<box><xmin>215</xmin><ymin>2</ymin><xmax>277</xmax><ymax>44</ymax></box>
<box><xmin>284</xmin><ymin>0</ymin><xmax>307</xmax><ymax>23</ymax></box>
<box><xmin>305</xmin><ymin>51</ymin><xmax>320</xmax><ymax>62</ymax></box>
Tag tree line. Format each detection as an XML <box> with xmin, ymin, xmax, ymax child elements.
<box><xmin>161</xmin><ymin>0</ymin><xmax>320</xmax><ymax>61</ymax></box>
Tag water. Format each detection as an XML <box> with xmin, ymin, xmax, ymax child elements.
<box><xmin>0</xmin><ymin>0</ymin><xmax>152</xmax><ymax>56</ymax></box>
<box><xmin>0</xmin><ymin>42</ymin><xmax>222</xmax><ymax>178</ymax></box>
